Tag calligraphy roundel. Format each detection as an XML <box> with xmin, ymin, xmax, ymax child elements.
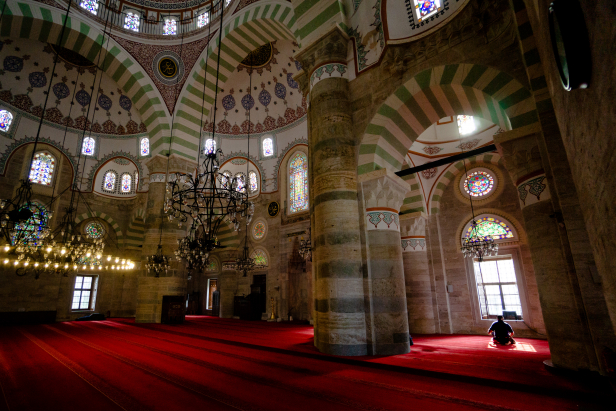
<box><xmin>152</xmin><ymin>51</ymin><xmax>185</xmax><ymax>86</ymax></box>
<box><xmin>267</xmin><ymin>201</ymin><xmax>280</xmax><ymax>217</ymax></box>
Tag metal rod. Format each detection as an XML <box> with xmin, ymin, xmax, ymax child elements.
<box><xmin>395</xmin><ymin>144</ymin><xmax>497</xmax><ymax>177</ymax></box>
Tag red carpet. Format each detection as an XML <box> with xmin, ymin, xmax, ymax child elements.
<box><xmin>0</xmin><ymin>316</ymin><xmax>612</xmax><ymax>411</ymax></box>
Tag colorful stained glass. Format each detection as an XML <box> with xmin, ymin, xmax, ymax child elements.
<box><xmin>79</xmin><ymin>0</ymin><xmax>98</xmax><ymax>15</ymax></box>
<box><xmin>124</xmin><ymin>13</ymin><xmax>140</xmax><ymax>32</ymax></box>
<box><xmin>85</xmin><ymin>222</ymin><xmax>105</xmax><ymax>239</ymax></box>
<box><xmin>0</xmin><ymin>109</ymin><xmax>13</xmax><ymax>132</ymax></box>
<box><xmin>464</xmin><ymin>171</ymin><xmax>494</xmax><ymax>197</ymax></box>
<box><xmin>197</xmin><ymin>13</ymin><xmax>209</xmax><ymax>28</ymax></box>
<box><xmin>457</xmin><ymin>115</ymin><xmax>476</xmax><ymax>135</ymax></box>
<box><xmin>103</xmin><ymin>171</ymin><xmax>116</xmax><ymax>192</ymax></box>
<box><xmin>12</xmin><ymin>203</ymin><xmax>48</xmax><ymax>246</ymax></box>
<box><xmin>289</xmin><ymin>152</ymin><xmax>308</xmax><ymax>213</ymax></box>
<box><xmin>205</xmin><ymin>139</ymin><xmax>216</xmax><ymax>155</ymax></box>
<box><xmin>249</xmin><ymin>171</ymin><xmax>258</xmax><ymax>193</ymax></box>
<box><xmin>163</xmin><ymin>19</ymin><xmax>177</xmax><ymax>35</ymax></box>
<box><xmin>29</xmin><ymin>152</ymin><xmax>55</xmax><ymax>186</ymax></box>
<box><xmin>121</xmin><ymin>174</ymin><xmax>132</xmax><ymax>193</ymax></box>
<box><xmin>206</xmin><ymin>260</ymin><xmax>218</xmax><ymax>272</ymax></box>
<box><xmin>235</xmin><ymin>173</ymin><xmax>245</xmax><ymax>193</ymax></box>
<box><xmin>140</xmin><ymin>138</ymin><xmax>149</xmax><ymax>156</ymax></box>
<box><xmin>251</xmin><ymin>250</ymin><xmax>267</xmax><ymax>266</ymax></box>
<box><xmin>262</xmin><ymin>137</ymin><xmax>274</xmax><ymax>157</ymax></box>
<box><xmin>253</xmin><ymin>222</ymin><xmax>266</xmax><ymax>240</ymax></box>
<box><xmin>82</xmin><ymin>136</ymin><xmax>95</xmax><ymax>155</ymax></box>
<box><xmin>413</xmin><ymin>0</ymin><xmax>441</xmax><ymax>22</ymax></box>
<box><xmin>464</xmin><ymin>217</ymin><xmax>514</xmax><ymax>241</ymax></box>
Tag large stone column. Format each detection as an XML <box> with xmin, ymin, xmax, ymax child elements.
<box><xmin>495</xmin><ymin>128</ymin><xmax>592</xmax><ymax>370</ymax></box>
<box><xmin>296</xmin><ymin>28</ymin><xmax>367</xmax><ymax>356</ymax></box>
<box><xmin>400</xmin><ymin>213</ymin><xmax>436</xmax><ymax>334</ymax></box>
<box><xmin>218</xmin><ymin>263</ymin><xmax>238</xmax><ymax>319</ymax></box>
<box><xmin>360</xmin><ymin>170</ymin><xmax>410</xmax><ymax>355</ymax></box>
<box><xmin>135</xmin><ymin>155</ymin><xmax>195</xmax><ymax>323</ymax></box>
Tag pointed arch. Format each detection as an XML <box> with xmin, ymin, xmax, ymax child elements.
<box><xmin>357</xmin><ymin>64</ymin><xmax>538</xmax><ymax>177</ymax></box>
<box><xmin>74</xmin><ymin>211</ymin><xmax>124</xmax><ymax>247</ymax></box>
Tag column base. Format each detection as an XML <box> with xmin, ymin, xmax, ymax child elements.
<box><xmin>316</xmin><ymin>341</ymin><xmax>367</xmax><ymax>356</ymax></box>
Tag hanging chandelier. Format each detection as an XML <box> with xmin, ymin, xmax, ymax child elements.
<box><xmin>461</xmin><ymin>220</ymin><xmax>498</xmax><ymax>262</ymax></box>
<box><xmin>166</xmin><ymin>0</ymin><xmax>253</xmax><ymax>268</ymax></box>
<box><xmin>228</xmin><ymin>235</ymin><xmax>268</xmax><ymax>277</ymax></box>
<box><xmin>147</xmin><ymin>244</ymin><xmax>170</xmax><ymax>277</ymax></box>
<box><xmin>298</xmin><ymin>230</ymin><xmax>312</xmax><ymax>261</ymax></box>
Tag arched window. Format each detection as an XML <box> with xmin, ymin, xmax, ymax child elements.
<box><xmin>12</xmin><ymin>202</ymin><xmax>49</xmax><ymax>246</ymax></box>
<box><xmin>82</xmin><ymin>136</ymin><xmax>95</xmax><ymax>156</ymax></box>
<box><xmin>197</xmin><ymin>12</ymin><xmax>209</xmax><ymax>28</ymax></box>
<box><xmin>219</xmin><ymin>171</ymin><xmax>231</xmax><ymax>189</ymax></box>
<box><xmin>234</xmin><ymin>172</ymin><xmax>245</xmax><ymax>193</ymax></box>
<box><xmin>140</xmin><ymin>137</ymin><xmax>149</xmax><ymax>156</ymax></box>
<box><xmin>457</xmin><ymin>115</ymin><xmax>476</xmax><ymax>135</ymax></box>
<box><xmin>124</xmin><ymin>13</ymin><xmax>140</xmax><ymax>31</ymax></box>
<box><xmin>251</xmin><ymin>249</ymin><xmax>268</xmax><ymax>266</ymax></box>
<box><xmin>262</xmin><ymin>137</ymin><xmax>274</xmax><ymax>157</ymax></box>
<box><xmin>29</xmin><ymin>151</ymin><xmax>55</xmax><ymax>186</ymax></box>
<box><xmin>205</xmin><ymin>139</ymin><xmax>216</xmax><ymax>155</ymax></box>
<box><xmin>102</xmin><ymin>171</ymin><xmax>117</xmax><ymax>192</ymax></box>
<box><xmin>289</xmin><ymin>152</ymin><xmax>308</xmax><ymax>213</ymax></box>
<box><xmin>206</xmin><ymin>259</ymin><xmax>218</xmax><ymax>272</ymax></box>
<box><xmin>163</xmin><ymin>18</ymin><xmax>177</xmax><ymax>35</ymax></box>
<box><xmin>0</xmin><ymin>109</ymin><xmax>14</xmax><ymax>132</ymax></box>
<box><xmin>79</xmin><ymin>0</ymin><xmax>98</xmax><ymax>15</ymax></box>
<box><xmin>120</xmin><ymin>173</ymin><xmax>132</xmax><ymax>193</ymax></box>
<box><xmin>462</xmin><ymin>216</ymin><xmax>515</xmax><ymax>242</ymax></box>
<box><xmin>249</xmin><ymin>170</ymin><xmax>258</xmax><ymax>193</ymax></box>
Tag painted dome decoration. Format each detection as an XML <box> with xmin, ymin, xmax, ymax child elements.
<box><xmin>119</xmin><ymin>94</ymin><xmax>132</xmax><ymax>111</ymax></box>
<box><xmin>52</xmin><ymin>82</ymin><xmax>70</xmax><ymax>100</ymax></box>
<box><xmin>28</xmin><ymin>71</ymin><xmax>47</xmax><ymax>88</ymax></box>
<box><xmin>237</xmin><ymin>42</ymin><xmax>279</xmax><ymax>75</ymax></box>
<box><xmin>222</xmin><ymin>89</ymin><xmax>236</xmax><ymax>111</ymax></box>
<box><xmin>3</xmin><ymin>55</ymin><xmax>24</xmax><ymax>72</ymax></box>
<box><xmin>98</xmin><ymin>94</ymin><xmax>112</xmax><ymax>111</ymax></box>
<box><xmin>241</xmin><ymin>93</ymin><xmax>254</xmax><ymax>111</ymax></box>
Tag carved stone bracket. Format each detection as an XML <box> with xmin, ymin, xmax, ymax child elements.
<box><xmin>360</xmin><ymin>169</ymin><xmax>409</xmax><ymax>232</ymax></box>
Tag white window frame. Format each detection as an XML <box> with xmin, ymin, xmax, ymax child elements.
<box><xmin>72</xmin><ymin>275</ymin><xmax>98</xmax><ymax>311</ymax></box>
<box><xmin>473</xmin><ymin>255</ymin><xmax>523</xmax><ymax>320</ymax></box>
<box><xmin>29</xmin><ymin>151</ymin><xmax>57</xmax><ymax>187</ymax></box>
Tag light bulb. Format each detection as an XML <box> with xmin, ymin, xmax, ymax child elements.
<box><xmin>3</xmin><ymin>259</ymin><xmax>8</xmax><ymax>264</ymax></box>
<box><xmin>107</xmin><ymin>256</ymin><xmax>111</xmax><ymax>261</ymax></box>
<box><xmin>3</xmin><ymin>245</ymin><xmax>9</xmax><ymax>252</ymax></box>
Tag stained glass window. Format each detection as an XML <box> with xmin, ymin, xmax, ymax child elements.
<box><xmin>464</xmin><ymin>170</ymin><xmax>494</xmax><ymax>197</ymax></box>
<box><xmin>124</xmin><ymin>13</ymin><xmax>140</xmax><ymax>32</ymax></box>
<box><xmin>289</xmin><ymin>152</ymin><xmax>308</xmax><ymax>213</ymax></box>
<box><xmin>120</xmin><ymin>173</ymin><xmax>132</xmax><ymax>193</ymax></box>
<box><xmin>163</xmin><ymin>19</ymin><xmax>177</xmax><ymax>35</ymax></box>
<box><xmin>253</xmin><ymin>222</ymin><xmax>266</xmax><ymax>240</ymax></box>
<box><xmin>263</xmin><ymin>137</ymin><xmax>274</xmax><ymax>157</ymax></box>
<box><xmin>29</xmin><ymin>152</ymin><xmax>55</xmax><ymax>186</ymax></box>
<box><xmin>79</xmin><ymin>0</ymin><xmax>98</xmax><ymax>15</ymax></box>
<box><xmin>85</xmin><ymin>222</ymin><xmax>105</xmax><ymax>239</ymax></box>
<box><xmin>413</xmin><ymin>0</ymin><xmax>441</xmax><ymax>22</ymax></box>
<box><xmin>197</xmin><ymin>13</ymin><xmax>209</xmax><ymax>28</ymax></box>
<box><xmin>251</xmin><ymin>249</ymin><xmax>267</xmax><ymax>266</ymax></box>
<box><xmin>205</xmin><ymin>139</ymin><xmax>216</xmax><ymax>155</ymax></box>
<box><xmin>82</xmin><ymin>136</ymin><xmax>95</xmax><ymax>156</ymax></box>
<box><xmin>457</xmin><ymin>115</ymin><xmax>476</xmax><ymax>135</ymax></box>
<box><xmin>103</xmin><ymin>171</ymin><xmax>116</xmax><ymax>192</ymax></box>
<box><xmin>249</xmin><ymin>171</ymin><xmax>258</xmax><ymax>193</ymax></box>
<box><xmin>140</xmin><ymin>137</ymin><xmax>149</xmax><ymax>156</ymax></box>
<box><xmin>12</xmin><ymin>203</ymin><xmax>48</xmax><ymax>246</ymax></box>
<box><xmin>0</xmin><ymin>109</ymin><xmax>13</xmax><ymax>132</ymax></box>
<box><xmin>206</xmin><ymin>260</ymin><xmax>218</xmax><ymax>272</ymax></box>
<box><xmin>235</xmin><ymin>173</ymin><xmax>245</xmax><ymax>193</ymax></box>
<box><xmin>464</xmin><ymin>217</ymin><xmax>514</xmax><ymax>241</ymax></box>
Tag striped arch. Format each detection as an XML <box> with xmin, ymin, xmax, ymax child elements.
<box><xmin>217</xmin><ymin>220</ymin><xmax>240</xmax><ymax>249</ymax></box>
<box><xmin>172</xmin><ymin>0</ymin><xmax>297</xmax><ymax>160</ymax></box>
<box><xmin>398</xmin><ymin>169</ymin><xmax>424</xmax><ymax>215</ymax></box>
<box><xmin>0</xmin><ymin>1</ymin><xmax>171</xmax><ymax>155</ymax></box>
<box><xmin>125</xmin><ymin>208</ymin><xmax>145</xmax><ymax>250</ymax></box>
<box><xmin>74</xmin><ymin>211</ymin><xmax>124</xmax><ymax>247</ymax></box>
<box><xmin>357</xmin><ymin>64</ymin><xmax>538</xmax><ymax>177</ymax></box>
<box><xmin>428</xmin><ymin>153</ymin><xmax>504</xmax><ymax>215</ymax></box>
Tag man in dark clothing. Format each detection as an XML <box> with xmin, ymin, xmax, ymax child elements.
<box><xmin>488</xmin><ymin>316</ymin><xmax>516</xmax><ymax>345</ymax></box>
